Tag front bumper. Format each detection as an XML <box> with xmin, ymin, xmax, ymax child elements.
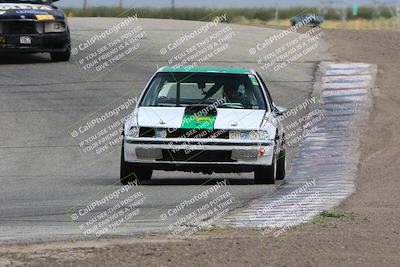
<box><xmin>0</xmin><ymin>32</ymin><xmax>70</xmax><ymax>53</ymax></box>
<box><xmin>124</xmin><ymin>137</ymin><xmax>275</xmax><ymax>169</ymax></box>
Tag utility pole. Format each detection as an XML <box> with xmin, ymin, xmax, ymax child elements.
<box><xmin>275</xmin><ymin>1</ymin><xmax>279</xmax><ymax>22</ymax></box>
<box><xmin>373</xmin><ymin>0</ymin><xmax>381</xmax><ymax>19</ymax></box>
<box><xmin>171</xmin><ymin>0</ymin><xmax>175</xmax><ymax>19</ymax></box>
<box><xmin>119</xmin><ymin>0</ymin><xmax>123</xmax><ymax>13</ymax></box>
<box><xmin>83</xmin><ymin>0</ymin><xmax>88</xmax><ymax>17</ymax></box>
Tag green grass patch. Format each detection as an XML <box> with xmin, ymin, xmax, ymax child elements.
<box><xmin>309</xmin><ymin>210</ymin><xmax>358</xmax><ymax>227</ymax></box>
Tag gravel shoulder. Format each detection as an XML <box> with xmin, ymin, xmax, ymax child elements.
<box><xmin>1</xmin><ymin>28</ymin><xmax>399</xmax><ymax>267</ymax></box>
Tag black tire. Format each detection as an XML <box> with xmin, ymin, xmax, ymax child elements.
<box><xmin>254</xmin><ymin>156</ymin><xmax>277</xmax><ymax>185</ymax></box>
<box><xmin>276</xmin><ymin>149</ymin><xmax>286</xmax><ymax>180</ymax></box>
<box><xmin>120</xmin><ymin>146</ymin><xmax>152</xmax><ymax>185</ymax></box>
<box><xmin>50</xmin><ymin>44</ymin><xmax>71</xmax><ymax>62</ymax></box>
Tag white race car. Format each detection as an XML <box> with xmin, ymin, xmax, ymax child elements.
<box><xmin>121</xmin><ymin>67</ymin><xmax>287</xmax><ymax>184</ymax></box>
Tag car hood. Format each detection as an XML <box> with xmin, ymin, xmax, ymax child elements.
<box><xmin>137</xmin><ymin>107</ymin><xmax>267</xmax><ymax>131</ymax></box>
<box><xmin>0</xmin><ymin>3</ymin><xmax>64</xmax><ymax>20</ymax></box>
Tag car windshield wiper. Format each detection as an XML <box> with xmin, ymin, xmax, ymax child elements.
<box><xmin>218</xmin><ymin>103</ymin><xmax>246</xmax><ymax>109</ymax></box>
<box><xmin>148</xmin><ymin>104</ymin><xmax>176</xmax><ymax>107</ymax></box>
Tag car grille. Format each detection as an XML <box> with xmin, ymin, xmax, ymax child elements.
<box><xmin>161</xmin><ymin>150</ymin><xmax>234</xmax><ymax>162</ymax></box>
<box><xmin>139</xmin><ymin>128</ymin><xmax>229</xmax><ymax>139</ymax></box>
<box><xmin>1</xmin><ymin>21</ymin><xmax>41</xmax><ymax>35</ymax></box>
<box><xmin>139</xmin><ymin>127</ymin><xmax>155</xmax><ymax>137</ymax></box>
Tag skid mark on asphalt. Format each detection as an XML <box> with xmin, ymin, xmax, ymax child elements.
<box><xmin>219</xmin><ymin>62</ymin><xmax>376</xmax><ymax>228</ymax></box>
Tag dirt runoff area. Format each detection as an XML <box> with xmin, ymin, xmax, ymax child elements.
<box><xmin>1</xmin><ymin>29</ymin><xmax>399</xmax><ymax>267</ymax></box>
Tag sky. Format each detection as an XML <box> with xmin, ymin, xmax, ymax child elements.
<box><xmin>59</xmin><ymin>0</ymin><xmax>379</xmax><ymax>8</ymax></box>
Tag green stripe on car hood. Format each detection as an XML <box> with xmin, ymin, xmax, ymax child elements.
<box><xmin>161</xmin><ymin>67</ymin><xmax>252</xmax><ymax>75</ymax></box>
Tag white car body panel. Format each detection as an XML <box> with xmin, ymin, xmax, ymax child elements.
<box><xmin>138</xmin><ymin>107</ymin><xmax>268</xmax><ymax>131</ymax></box>
<box><xmin>138</xmin><ymin>107</ymin><xmax>185</xmax><ymax>128</ymax></box>
<box><xmin>213</xmin><ymin>109</ymin><xmax>265</xmax><ymax>130</ymax></box>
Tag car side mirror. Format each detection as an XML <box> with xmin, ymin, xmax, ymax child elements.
<box><xmin>274</xmin><ymin>105</ymin><xmax>288</xmax><ymax>115</ymax></box>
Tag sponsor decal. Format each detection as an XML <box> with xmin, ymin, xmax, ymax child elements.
<box><xmin>248</xmin><ymin>75</ymin><xmax>259</xmax><ymax>86</ymax></box>
<box><xmin>16</xmin><ymin>10</ymin><xmax>49</xmax><ymax>15</ymax></box>
<box><xmin>250</xmin><ymin>78</ymin><xmax>259</xmax><ymax>86</ymax></box>
<box><xmin>0</xmin><ymin>4</ymin><xmax>52</xmax><ymax>11</ymax></box>
<box><xmin>181</xmin><ymin>114</ymin><xmax>216</xmax><ymax>130</ymax></box>
<box><xmin>35</xmin><ymin>14</ymin><xmax>55</xmax><ymax>21</ymax></box>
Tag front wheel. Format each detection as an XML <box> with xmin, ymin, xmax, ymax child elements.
<box><xmin>254</xmin><ymin>156</ymin><xmax>277</xmax><ymax>184</ymax></box>
<box><xmin>120</xmin><ymin>146</ymin><xmax>152</xmax><ymax>185</ymax></box>
<box><xmin>276</xmin><ymin>149</ymin><xmax>286</xmax><ymax>180</ymax></box>
<box><xmin>50</xmin><ymin>44</ymin><xmax>71</xmax><ymax>62</ymax></box>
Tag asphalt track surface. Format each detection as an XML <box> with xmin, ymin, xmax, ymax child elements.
<box><xmin>0</xmin><ymin>18</ymin><xmax>332</xmax><ymax>243</ymax></box>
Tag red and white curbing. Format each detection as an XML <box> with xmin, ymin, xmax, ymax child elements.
<box><xmin>218</xmin><ymin>62</ymin><xmax>377</xmax><ymax>229</ymax></box>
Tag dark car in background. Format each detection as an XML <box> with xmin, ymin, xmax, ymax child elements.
<box><xmin>290</xmin><ymin>13</ymin><xmax>323</xmax><ymax>27</ymax></box>
<box><xmin>0</xmin><ymin>0</ymin><xmax>70</xmax><ymax>61</ymax></box>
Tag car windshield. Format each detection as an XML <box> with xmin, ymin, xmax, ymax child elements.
<box><xmin>140</xmin><ymin>72</ymin><xmax>267</xmax><ymax>110</ymax></box>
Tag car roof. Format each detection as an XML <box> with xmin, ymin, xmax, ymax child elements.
<box><xmin>159</xmin><ymin>66</ymin><xmax>255</xmax><ymax>75</ymax></box>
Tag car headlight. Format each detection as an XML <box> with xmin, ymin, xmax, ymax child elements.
<box><xmin>260</xmin><ymin>115</ymin><xmax>278</xmax><ymax>130</ymax></box>
<box><xmin>250</xmin><ymin>130</ymin><xmax>269</xmax><ymax>140</ymax></box>
<box><xmin>230</xmin><ymin>130</ymin><xmax>269</xmax><ymax>140</ymax></box>
<box><xmin>44</xmin><ymin>22</ymin><xmax>66</xmax><ymax>33</ymax></box>
<box><xmin>124</xmin><ymin>112</ymin><xmax>139</xmax><ymax>138</ymax></box>
<box><xmin>125</xmin><ymin>125</ymin><xmax>140</xmax><ymax>137</ymax></box>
